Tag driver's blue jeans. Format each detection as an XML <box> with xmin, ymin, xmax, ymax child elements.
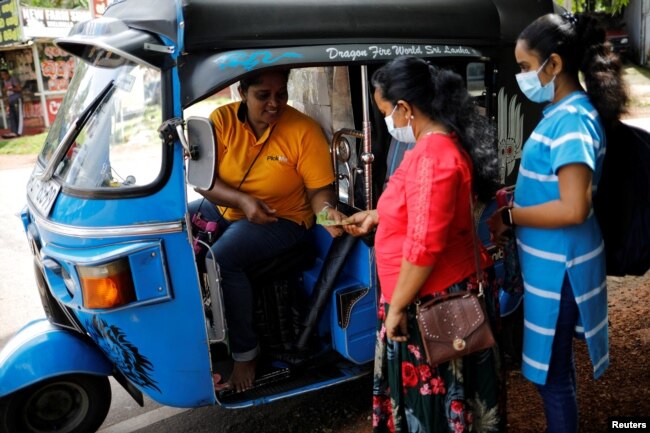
<box><xmin>189</xmin><ymin>199</ymin><xmax>306</xmax><ymax>362</ymax></box>
<box><xmin>535</xmin><ymin>275</ymin><xmax>579</xmax><ymax>433</ymax></box>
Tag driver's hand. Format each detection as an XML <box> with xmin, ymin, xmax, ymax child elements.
<box><xmin>319</xmin><ymin>207</ymin><xmax>347</xmax><ymax>238</ymax></box>
<box><xmin>240</xmin><ymin>195</ymin><xmax>278</xmax><ymax>224</ymax></box>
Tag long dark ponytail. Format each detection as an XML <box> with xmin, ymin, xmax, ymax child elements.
<box><xmin>371</xmin><ymin>56</ymin><xmax>499</xmax><ymax>202</ymax></box>
<box><xmin>518</xmin><ymin>12</ymin><xmax>628</xmax><ymax>124</ymax></box>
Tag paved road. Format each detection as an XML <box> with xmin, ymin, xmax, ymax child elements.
<box><xmin>0</xmin><ymin>164</ymin><xmax>40</xmax><ymax>345</ymax></box>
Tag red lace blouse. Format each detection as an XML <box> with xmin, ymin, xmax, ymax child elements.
<box><xmin>374</xmin><ymin>132</ymin><xmax>492</xmax><ymax>302</ymax></box>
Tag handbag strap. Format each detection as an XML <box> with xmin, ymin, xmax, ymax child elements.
<box><xmin>468</xmin><ymin>190</ymin><xmax>484</xmax><ymax>297</ymax></box>
<box><xmin>416</xmin><ymin>190</ymin><xmax>484</xmax><ymax>310</ymax></box>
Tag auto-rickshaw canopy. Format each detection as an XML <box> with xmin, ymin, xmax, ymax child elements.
<box><xmin>100</xmin><ymin>0</ymin><xmax>554</xmax><ymax>50</ymax></box>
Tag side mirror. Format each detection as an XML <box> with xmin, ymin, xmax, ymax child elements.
<box><xmin>186</xmin><ymin>116</ymin><xmax>216</xmax><ymax>190</ymax></box>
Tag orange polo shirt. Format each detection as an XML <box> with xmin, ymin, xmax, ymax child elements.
<box><xmin>211</xmin><ymin>102</ymin><xmax>334</xmax><ymax>227</ymax></box>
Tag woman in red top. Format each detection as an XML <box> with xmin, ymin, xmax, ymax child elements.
<box><xmin>344</xmin><ymin>57</ymin><xmax>502</xmax><ymax>433</ymax></box>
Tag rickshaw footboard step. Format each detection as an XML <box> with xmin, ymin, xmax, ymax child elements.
<box><xmin>216</xmin><ymin>368</ymin><xmax>291</xmax><ymax>398</ymax></box>
<box><xmin>217</xmin><ymin>364</ymin><xmax>344</xmax><ymax>403</ymax></box>
<box><xmin>256</xmin><ymin>367</ymin><xmax>292</xmax><ymax>385</ymax></box>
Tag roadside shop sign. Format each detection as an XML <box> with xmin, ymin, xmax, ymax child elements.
<box><xmin>21</xmin><ymin>6</ymin><xmax>91</xmax><ymax>39</ymax></box>
<box><xmin>0</xmin><ymin>0</ymin><xmax>20</xmax><ymax>46</ymax></box>
<box><xmin>39</xmin><ymin>43</ymin><xmax>75</xmax><ymax>92</ymax></box>
<box><xmin>46</xmin><ymin>96</ymin><xmax>63</xmax><ymax>124</ymax></box>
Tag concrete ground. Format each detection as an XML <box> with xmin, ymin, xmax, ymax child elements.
<box><xmin>622</xmin><ymin>61</ymin><xmax>650</xmax><ymax>118</ymax></box>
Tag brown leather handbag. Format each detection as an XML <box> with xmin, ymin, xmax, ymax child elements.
<box><xmin>415</xmin><ymin>287</ymin><xmax>495</xmax><ymax>366</ymax></box>
<box><xmin>415</xmin><ymin>194</ymin><xmax>496</xmax><ymax>366</ymax></box>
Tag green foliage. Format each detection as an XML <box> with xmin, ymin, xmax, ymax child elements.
<box><xmin>555</xmin><ymin>0</ymin><xmax>629</xmax><ymax>15</ymax></box>
<box><xmin>19</xmin><ymin>0</ymin><xmax>89</xmax><ymax>9</ymax></box>
<box><xmin>0</xmin><ymin>132</ymin><xmax>47</xmax><ymax>155</ymax></box>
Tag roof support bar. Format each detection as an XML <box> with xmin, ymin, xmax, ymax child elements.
<box><xmin>360</xmin><ymin>65</ymin><xmax>374</xmax><ymax>211</ymax></box>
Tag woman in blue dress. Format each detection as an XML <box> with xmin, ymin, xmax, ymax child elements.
<box><xmin>489</xmin><ymin>12</ymin><xmax>628</xmax><ymax>433</ymax></box>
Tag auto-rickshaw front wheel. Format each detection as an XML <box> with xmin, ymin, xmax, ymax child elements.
<box><xmin>0</xmin><ymin>374</ymin><xmax>111</xmax><ymax>433</ymax></box>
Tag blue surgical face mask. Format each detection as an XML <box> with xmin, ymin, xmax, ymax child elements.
<box><xmin>515</xmin><ymin>58</ymin><xmax>556</xmax><ymax>103</ymax></box>
<box><xmin>384</xmin><ymin>105</ymin><xmax>417</xmax><ymax>143</ymax></box>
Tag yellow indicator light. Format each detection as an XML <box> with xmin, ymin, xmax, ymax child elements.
<box><xmin>78</xmin><ymin>258</ymin><xmax>136</xmax><ymax>309</ymax></box>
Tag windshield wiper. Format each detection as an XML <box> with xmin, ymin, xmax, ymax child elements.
<box><xmin>38</xmin><ymin>81</ymin><xmax>116</xmax><ymax>182</ymax></box>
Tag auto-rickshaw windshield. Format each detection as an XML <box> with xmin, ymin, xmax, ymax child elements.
<box><xmin>39</xmin><ymin>61</ymin><xmax>163</xmax><ymax>190</ymax></box>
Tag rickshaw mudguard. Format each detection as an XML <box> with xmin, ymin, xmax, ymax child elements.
<box><xmin>0</xmin><ymin>318</ymin><xmax>112</xmax><ymax>398</ymax></box>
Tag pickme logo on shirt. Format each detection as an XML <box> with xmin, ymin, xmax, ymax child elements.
<box><xmin>267</xmin><ymin>155</ymin><xmax>288</xmax><ymax>162</ymax></box>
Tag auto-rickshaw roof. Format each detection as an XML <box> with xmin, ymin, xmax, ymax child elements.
<box><xmin>183</xmin><ymin>0</ymin><xmax>503</xmax><ymax>50</ymax></box>
<box><xmin>101</xmin><ymin>0</ymin><xmax>555</xmax><ymax>49</ymax></box>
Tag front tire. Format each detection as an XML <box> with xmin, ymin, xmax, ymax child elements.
<box><xmin>0</xmin><ymin>374</ymin><xmax>111</xmax><ymax>433</ymax></box>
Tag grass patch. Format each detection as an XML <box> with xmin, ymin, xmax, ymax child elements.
<box><xmin>0</xmin><ymin>132</ymin><xmax>47</xmax><ymax>155</ymax></box>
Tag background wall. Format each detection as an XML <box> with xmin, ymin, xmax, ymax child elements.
<box><xmin>625</xmin><ymin>0</ymin><xmax>650</xmax><ymax>65</ymax></box>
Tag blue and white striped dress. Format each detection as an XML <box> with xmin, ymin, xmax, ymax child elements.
<box><xmin>514</xmin><ymin>91</ymin><xmax>609</xmax><ymax>385</ymax></box>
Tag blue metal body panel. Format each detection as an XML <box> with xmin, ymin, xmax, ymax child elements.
<box><xmin>328</xmin><ymin>241</ymin><xmax>377</xmax><ymax>364</ymax></box>
<box><xmin>330</xmin><ymin>282</ymin><xmax>376</xmax><ymax>364</ymax></box>
<box><xmin>0</xmin><ymin>319</ymin><xmax>112</xmax><ymax>397</ymax></box>
<box><xmin>34</xmin><ymin>209</ymin><xmax>215</xmax><ymax>408</ymax></box>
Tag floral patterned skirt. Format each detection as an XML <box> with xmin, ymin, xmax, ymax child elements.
<box><xmin>372</xmin><ymin>273</ymin><xmax>506</xmax><ymax>433</ymax></box>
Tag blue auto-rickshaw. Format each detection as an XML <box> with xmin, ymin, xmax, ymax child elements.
<box><xmin>0</xmin><ymin>0</ymin><xmax>555</xmax><ymax>431</ymax></box>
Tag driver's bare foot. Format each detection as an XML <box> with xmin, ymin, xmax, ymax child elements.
<box><xmin>227</xmin><ymin>358</ymin><xmax>257</xmax><ymax>393</ymax></box>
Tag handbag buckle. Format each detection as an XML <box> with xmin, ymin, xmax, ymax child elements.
<box><xmin>453</xmin><ymin>338</ymin><xmax>466</xmax><ymax>351</ymax></box>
